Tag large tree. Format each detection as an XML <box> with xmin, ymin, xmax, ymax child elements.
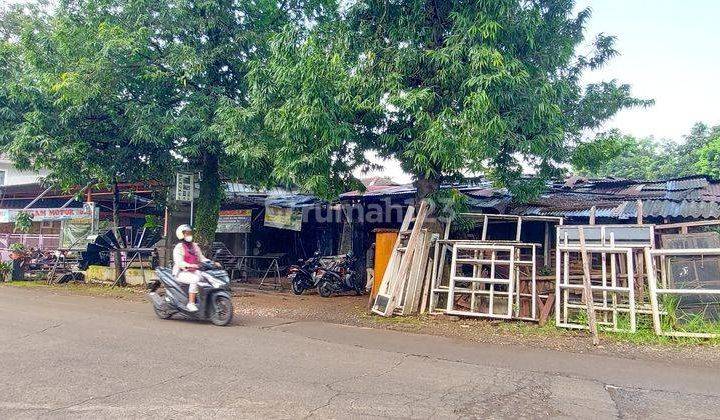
<box><xmin>218</xmin><ymin>0</ymin><xmax>651</xmax><ymax>202</ymax></box>
<box><xmin>0</xmin><ymin>2</ymin><xmax>175</xmax><ymax>225</ymax></box>
<box><xmin>0</xmin><ymin>0</ymin><xmax>330</xmax><ymax>250</ymax></box>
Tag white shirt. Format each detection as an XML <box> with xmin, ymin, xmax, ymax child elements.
<box><xmin>172</xmin><ymin>242</ymin><xmax>209</xmax><ymax>276</ymax></box>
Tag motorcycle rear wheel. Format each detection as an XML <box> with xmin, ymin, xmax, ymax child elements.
<box><xmin>211</xmin><ymin>295</ymin><xmax>234</xmax><ymax>326</ymax></box>
<box><xmin>153</xmin><ymin>298</ymin><xmax>174</xmax><ymax>320</ymax></box>
<box><xmin>318</xmin><ymin>280</ymin><xmax>333</xmax><ymax>298</ymax></box>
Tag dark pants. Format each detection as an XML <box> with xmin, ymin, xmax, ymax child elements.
<box><xmin>11</xmin><ymin>259</ymin><xmax>24</xmax><ymax>281</ymax></box>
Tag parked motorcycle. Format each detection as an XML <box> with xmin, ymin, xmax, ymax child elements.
<box><xmin>316</xmin><ymin>254</ymin><xmax>363</xmax><ymax>297</ymax></box>
<box><xmin>288</xmin><ymin>252</ymin><xmax>323</xmax><ymax>295</ymax></box>
<box><xmin>148</xmin><ymin>261</ymin><xmax>234</xmax><ymax>326</ymax></box>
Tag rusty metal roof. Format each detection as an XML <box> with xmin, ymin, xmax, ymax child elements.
<box><xmin>338</xmin><ymin>175</ymin><xmax>720</xmax><ymax>221</ymax></box>
<box><xmin>517</xmin><ymin>175</ymin><xmax>720</xmax><ymax>221</ymax></box>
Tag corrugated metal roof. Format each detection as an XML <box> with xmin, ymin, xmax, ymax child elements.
<box><xmin>666</xmin><ymin>177</ymin><xmax>709</xmax><ymax>191</ymax></box>
<box><xmin>640</xmin><ymin>182</ymin><xmax>667</xmax><ymax>191</ymax></box>
<box><xmin>615</xmin><ymin>200</ymin><xmax>720</xmax><ymax>220</ymax></box>
<box><xmin>337</xmin><ymin>175</ymin><xmax>720</xmax><ymax>222</ymax></box>
<box><xmin>516</xmin><ymin>206</ymin><xmax>617</xmax><ymax>218</ymax></box>
<box><xmin>664</xmin><ymin>189</ymin><xmax>703</xmax><ymax>201</ymax></box>
<box><xmin>701</xmin><ymin>184</ymin><xmax>720</xmax><ymax>199</ymax></box>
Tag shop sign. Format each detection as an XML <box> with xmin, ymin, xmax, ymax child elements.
<box><xmin>175</xmin><ymin>172</ymin><xmax>195</xmax><ymax>202</ymax></box>
<box><xmin>264</xmin><ymin>205</ymin><xmax>303</xmax><ymax>231</ymax></box>
<box><xmin>216</xmin><ymin>209</ymin><xmax>252</xmax><ymax>233</ymax></box>
<box><xmin>0</xmin><ymin>203</ymin><xmax>96</xmax><ymax>223</ymax></box>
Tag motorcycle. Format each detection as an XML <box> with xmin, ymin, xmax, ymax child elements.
<box><xmin>148</xmin><ymin>261</ymin><xmax>234</xmax><ymax>326</ymax></box>
<box><xmin>288</xmin><ymin>252</ymin><xmax>323</xmax><ymax>295</ymax></box>
<box><xmin>316</xmin><ymin>254</ymin><xmax>363</xmax><ymax>298</ymax></box>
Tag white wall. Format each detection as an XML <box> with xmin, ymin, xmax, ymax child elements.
<box><xmin>0</xmin><ymin>159</ymin><xmax>48</xmax><ymax>186</ymax></box>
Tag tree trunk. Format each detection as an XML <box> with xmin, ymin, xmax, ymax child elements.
<box><xmin>414</xmin><ymin>174</ymin><xmax>444</xmax><ymax>235</ymax></box>
<box><xmin>414</xmin><ymin>175</ymin><xmax>440</xmax><ymax>203</ymax></box>
<box><xmin>112</xmin><ymin>177</ymin><xmax>126</xmax><ymax>286</ymax></box>
<box><xmin>194</xmin><ymin>153</ymin><xmax>222</xmax><ymax>254</ymax></box>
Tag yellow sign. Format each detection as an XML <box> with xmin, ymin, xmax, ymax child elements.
<box><xmin>264</xmin><ymin>206</ymin><xmax>302</xmax><ymax>231</ymax></box>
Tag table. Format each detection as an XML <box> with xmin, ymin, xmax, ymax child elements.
<box><xmin>235</xmin><ymin>253</ymin><xmax>287</xmax><ymax>289</ymax></box>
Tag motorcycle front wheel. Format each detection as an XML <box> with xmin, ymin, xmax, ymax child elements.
<box><xmin>210</xmin><ymin>295</ymin><xmax>234</xmax><ymax>326</ymax></box>
<box><xmin>291</xmin><ymin>279</ymin><xmax>304</xmax><ymax>295</ymax></box>
<box><xmin>318</xmin><ymin>279</ymin><xmax>333</xmax><ymax>298</ymax></box>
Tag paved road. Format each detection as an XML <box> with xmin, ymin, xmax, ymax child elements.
<box><xmin>1</xmin><ymin>287</ymin><xmax>719</xmax><ymax>419</ymax></box>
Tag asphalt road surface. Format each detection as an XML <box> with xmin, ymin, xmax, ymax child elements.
<box><xmin>1</xmin><ymin>287</ymin><xmax>719</xmax><ymax>419</ymax></box>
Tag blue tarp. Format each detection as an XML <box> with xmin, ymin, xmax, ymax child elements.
<box><xmin>265</xmin><ymin>194</ymin><xmax>324</xmax><ymax>209</ymax></box>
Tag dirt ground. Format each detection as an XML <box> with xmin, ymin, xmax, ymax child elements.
<box><xmin>4</xmin><ymin>280</ymin><xmax>720</xmax><ymax>367</ymax></box>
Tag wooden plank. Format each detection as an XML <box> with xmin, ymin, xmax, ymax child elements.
<box><xmin>644</xmin><ymin>247</ymin><xmax>663</xmax><ymax>336</ymax></box>
<box><xmin>373</xmin><ymin>201</ymin><xmax>428</xmax><ymax>316</ymax></box>
<box><xmin>401</xmin><ymin>229</ymin><xmax>429</xmax><ymax>315</ymax></box>
<box><xmin>419</xmin><ymin>242</ymin><xmax>436</xmax><ymax>314</ymax></box>
<box><xmin>654</xmin><ymin>219</ymin><xmax>720</xmax><ymax>230</ymax></box>
<box><xmin>538</xmin><ymin>293</ymin><xmax>555</xmax><ymax>326</ymax></box>
<box><xmin>370</xmin><ymin>206</ymin><xmax>414</xmax><ymax>311</ymax></box>
<box><xmin>578</xmin><ymin>227</ymin><xmax>600</xmax><ymax>346</ymax></box>
<box><xmin>411</xmin><ymin>232</ymin><xmax>432</xmax><ymax>313</ymax></box>
<box><xmin>387</xmin><ymin>202</ymin><xmax>429</xmax><ymax>314</ymax></box>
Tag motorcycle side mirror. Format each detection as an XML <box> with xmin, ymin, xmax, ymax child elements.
<box><xmin>313</xmin><ymin>251</ymin><xmax>320</xmax><ymax>256</ymax></box>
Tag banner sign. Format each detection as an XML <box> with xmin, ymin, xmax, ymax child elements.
<box><xmin>175</xmin><ymin>172</ymin><xmax>195</xmax><ymax>202</ymax></box>
<box><xmin>264</xmin><ymin>205</ymin><xmax>303</xmax><ymax>231</ymax></box>
<box><xmin>0</xmin><ymin>203</ymin><xmax>96</xmax><ymax>223</ymax></box>
<box><xmin>216</xmin><ymin>209</ymin><xmax>252</xmax><ymax>233</ymax></box>
<box><xmin>60</xmin><ymin>218</ymin><xmax>95</xmax><ymax>250</ymax></box>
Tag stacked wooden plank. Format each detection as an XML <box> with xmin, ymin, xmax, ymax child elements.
<box><xmin>372</xmin><ymin>201</ymin><xmax>435</xmax><ymax>317</ymax></box>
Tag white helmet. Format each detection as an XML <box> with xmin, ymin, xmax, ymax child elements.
<box><xmin>175</xmin><ymin>224</ymin><xmax>193</xmax><ymax>240</ymax></box>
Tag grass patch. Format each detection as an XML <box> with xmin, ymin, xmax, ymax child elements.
<box><xmin>1</xmin><ymin>280</ymin><xmax>144</xmax><ymax>300</ymax></box>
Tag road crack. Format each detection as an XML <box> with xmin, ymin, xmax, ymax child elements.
<box><xmin>303</xmin><ymin>354</ymin><xmax>408</xmax><ymax>418</ymax></box>
<box><xmin>15</xmin><ymin>322</ymin><xmax>63</xmax><ymax>341</ymax></box>
<box><xmin>45</xmin><ymin>366</ymin><xmax>206</xmax><ymax>414</ymax></box>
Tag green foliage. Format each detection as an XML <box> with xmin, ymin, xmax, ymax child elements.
<box><xmin>0</xmin><ymin>3</ymin><xmax>176</xmax><ymax>190</ymax></box>
<box><xmin>9</xmin><ymin>243</ymin><xmax>26</xmax><ymax>253</ymax></box>
<box><xmin>218</xmin><ymin>0</ymin><xmax>650</xmax><ymax>200</ymax></box>
<box><xmin>0</xmin><ymin>0</ymin><xmax>331</xmax><ymax>244</ymax></box>
<box><xmin>0</xmin><ymin>261</ymin><xmax>10</xmax><ymax>282</ymax></box>
<box><xmin>143</xmin><ymin>215</ymin><xmax>160</xmax><ymax>230</ymax></box>
<box><xmin>13</xmin><ymin>211</ymin><xmax>33</xmax><ymax>233</ymax></box>
<box><xmin>694</xmin><ymin>129</ymin><xmax>720</xmax><ymax>178</ymax></box>
<box><xmin>571</xmin><ymin>130</ymin><xmax>627</xmax><ymax>174</ymax></box>
<box><xmin>574</xmin><ymin>123</ymin><xmax>720</xmax><ymax>180</ymax></box>
<box><xmin>0</xmin><ymin>261</ymin><xmax>11</xmax><ymax>274</ymax></box>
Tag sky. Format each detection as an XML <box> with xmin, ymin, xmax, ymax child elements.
<box><xmin>363</xmin><ymin>0</ymin><xmax>720</xmax><ymax>183</ymax></box>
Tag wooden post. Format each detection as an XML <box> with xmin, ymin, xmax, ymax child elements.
<box><xmin>543</xmin><ymin>222</ymin><xmax>550</xmax><ymax>267</ymax></box>
<box><xmin>578</xmin><ymin>227</ymin><xmax>600</xmax><ymax>346</ymax></box>
<box><xmin>589</xmin><ymin>206</ymin><xmax>596</xmax><ymax>225</ymax></box>
<box><xmin>644</xmin><ymin>247</ymin><xmax>663</xmax><ymax>335</ymax></box>
<box><xmin>636</xmin><ymin>200</ymin><xmax>643</xmax><ymax>225</ymax></box>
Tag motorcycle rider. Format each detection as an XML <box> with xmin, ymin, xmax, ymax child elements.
<box><xmin>173</xmin><ymin>224</ymin><xmax>211</xmax><ymax>312</ymax></box>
